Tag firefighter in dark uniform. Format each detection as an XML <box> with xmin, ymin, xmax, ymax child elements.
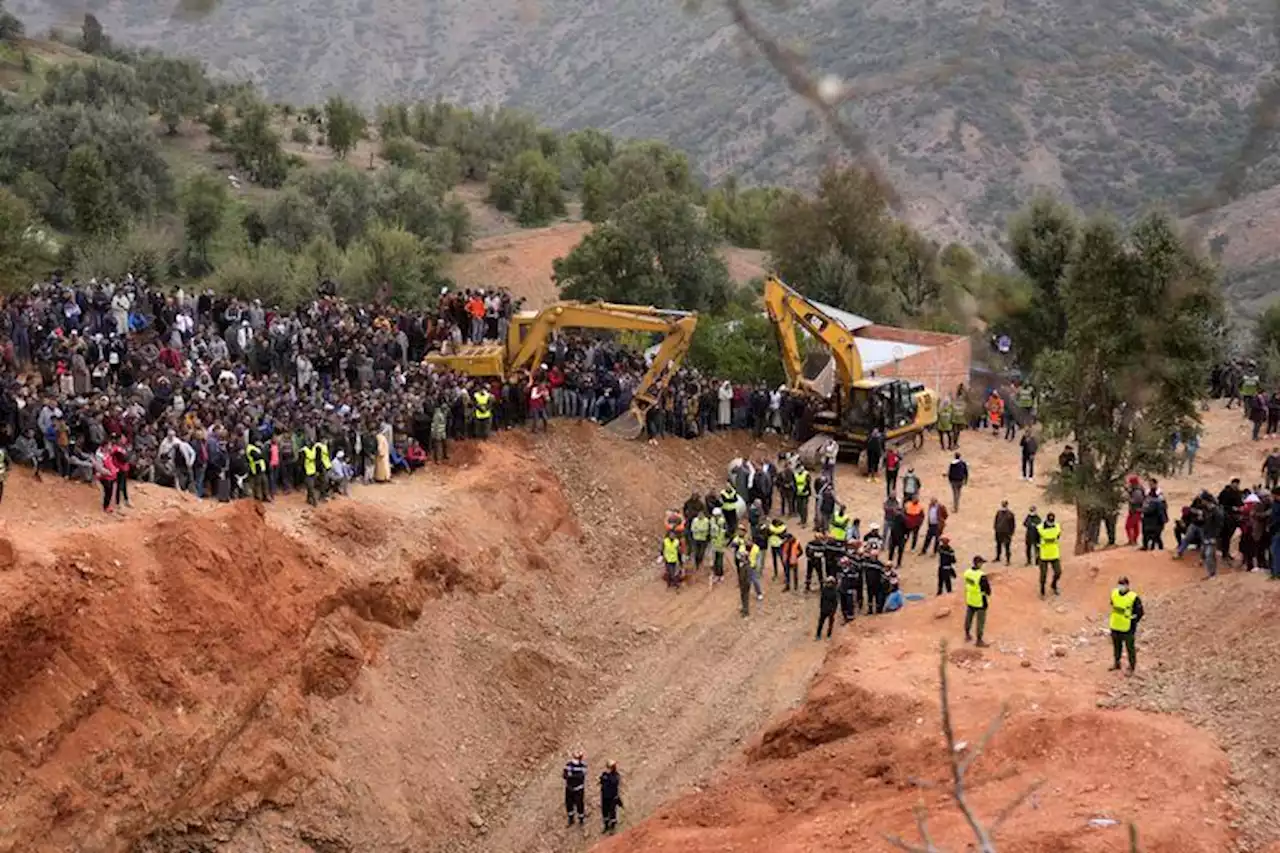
<box><xmin>563</xmin><ymin>751</ymin><xmax>587</xmax><ymax>826</ymax></box>
<box><xmin>837</xmin><ymin>555</ymin><xmax>860</xmax><ymax>623</ymax></box>
<box><xmin>863</xmin><ymin>546</ymin><xmax>886</xmax><ymax>614</ymax></box>
<box><xmin>804</xmin><ymin>531</ymin><xmax>828</xmax><ymax>592</ymax></box>
<box><xmin>599</xmin><ymin>760</ymin><xmax>623</xmax><ymax>834</ymax></box>
<box><xmin>816</xmin><ymin>576</ymin><xmax>838</xmax><ymax>639</ymax></box>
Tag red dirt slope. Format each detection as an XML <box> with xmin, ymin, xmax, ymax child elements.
<box><xmin>596</xmin><ymin>547</ymin><xmax>1235</xmax><ymax>853</ymax></box>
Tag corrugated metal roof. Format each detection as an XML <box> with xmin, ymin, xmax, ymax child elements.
<box><xmin>809</xmin><ymin>298</ymin><xmax>874</xmax><ymax>332</ymax></box>
<box><xmin>856</xmin><ymin>337</ymin><xmax>931</xmax><ymax>371</ymax></box>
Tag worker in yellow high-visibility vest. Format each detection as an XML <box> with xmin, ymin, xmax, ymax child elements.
<box><xmin>662</xmin><ymin>531</ymin><xmax>682</xmax><ymax>589</ymax></box>
<box><xmin>963</xmin><ymin>555</ymin><xmax>992</xmax><ymax>647</ymax></box>
<box><xmin>1108</xmin><ymin>576</ymin><xmax>1145</xmax><ymax>674</ymax></box>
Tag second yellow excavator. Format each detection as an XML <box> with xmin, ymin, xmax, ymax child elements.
<box><xmin>763</xmin><ymin>276</ymin><xmax>938</xmax><ymax>464</ymax></box>
<box><xmin>425</xmin><ymin>301</ymin><xmax>697</xmax><ymax>440</ymax></box>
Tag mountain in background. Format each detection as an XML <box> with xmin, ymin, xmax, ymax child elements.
<box><xmin>14</xmin><ymin>0</ymin><xmax>1280</xmax><ymax>313</ymax></box>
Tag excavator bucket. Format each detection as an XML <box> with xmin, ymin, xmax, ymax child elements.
<box><xmin>605</xmin><ymin>408</ymin><xmax>646</xmax><ymax>441</ymax></box>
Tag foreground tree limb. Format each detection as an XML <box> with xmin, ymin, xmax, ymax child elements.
<box><xmin>884</xmin><ymin>643</ymin><xmax>1043</xmax><ymax>852</ymax></box>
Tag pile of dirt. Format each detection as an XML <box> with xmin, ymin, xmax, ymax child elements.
<box><xmin>0</xmin><ymin>502</ymin><xmax>340</xmax><ymax>853</ymax></box>
<box><xmin>1111</xmin><ymin>572</ymin><xmax>1280</xmax><ymax>849</ymax></box>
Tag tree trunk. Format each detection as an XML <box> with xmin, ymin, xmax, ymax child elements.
<box><xmin>1074</xmin><ymin>502</ymin><xmax>1094</xmax><ymax>555</ymax></box>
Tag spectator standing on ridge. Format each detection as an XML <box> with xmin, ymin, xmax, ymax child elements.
<box><xmin>947</xmin><ymin>452</ymin><xmax>969</xmax><ymax>512</ymax></box>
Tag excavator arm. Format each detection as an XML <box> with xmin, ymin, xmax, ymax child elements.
<box><xmin>426</xmin><ymin>300</ymin><xmax>697</xmax><ymax>440</ymax></box>
<box><xmin>762</xmin><ymin>276</ymin><xmax>864</xmax><ymax>400</ymax></box>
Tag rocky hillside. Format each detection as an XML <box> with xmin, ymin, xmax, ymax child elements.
<box><xmin>16</xmin><ymin>0</ymin><xmax>1280</xmax><ymax>310</ymax></box>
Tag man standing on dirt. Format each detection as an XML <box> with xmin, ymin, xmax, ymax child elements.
<box><xmin>1023</xmin><ymin>505</ymin><xmax>1042</xmax><ymax>567</ymax></box>
<box><xmin>1019</xmin><ymin>430</ymin><xmax>1038</xmax><ymax>481</ymax></box>
<box><xmin>804</xmin><ymin>530</ymin><xmax>828</xmax><ymax>593</ymax></box>
<box><xmin>599</xmin><ymin>761</ymin><xmax>623</xmax><ymax>834</ymax></box>
<box><xmin>690</xmin><ymin>508</ymin><xmax>712</xmax><ymax>571</ymax></box>
<box><xmin>709</xmin><ymin>508</ymin><xmax>728</xmax><ymax>585</ymax></box>
<box><xmin>734</xmin><ymin>532</ymin><xmax>754</xmax><ymax>616</ymax></box>
<box><xmin>817</xmin><ymin>576</ymin><xmax>839</xmax><ymax>639</ymax></box>
<box><xmin>993</xmin><ymin>500</ymin><xmax>1016</xmax><ymax>565</ymax></box>
<box><xmin>1037</xmin><ymin>512</ymin><xmax>1063</xmax><ymax>597</ymax></box>
<box><xmin>794</xmin><ymin>464</ymin><xmax>812</xmax><ymax>526</ymax></box>
<box><xmin>1264</xmin><ymin>450</ymin><xmax>1280</xmax><ymax>492</ymax></box>
<box><xmin>963</xmin><ymin>555</ymin><xmax>992</xmax><ymax>647</ymax></box>
<box><xmin>947</xmin><ymin>452</ymin><xmax>969</xmax><ymax>512</ymax></box>
<box><xmin>1108</xmin><ymin>576</ymin><xmax>1144</xmax><ymax>674</ymax></box>
<box><xmin>563</xmin><ymin>752</ymin><xmax>587</xmax><ymax>827</ymax></box>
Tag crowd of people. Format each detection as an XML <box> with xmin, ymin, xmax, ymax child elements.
<box><xmin>0</xmin><ymin>274</ymin><xmax>791</xmax><ymax>510</ymax></box>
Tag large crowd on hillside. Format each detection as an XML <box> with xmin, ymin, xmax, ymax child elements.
<box><xmin>0</xmin><ymin>274</ymin><xmax>800</xmax><ymax>509</ymax></box>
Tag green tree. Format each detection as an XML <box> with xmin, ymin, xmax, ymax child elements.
<box><xmin>705</xmin><ymin>178</ymin><xmax>792</xmax><ymax>249</ymax></box>
<box><xmin>63</xmin><ymin>144</ymin><xmax>123</xmax><ymax>237</ymax></box>
<box><xmin>488</xmin><ymin>149</ymin><xmax>565</xmax><ymax>227</ymax></box>
<box><xmin>325</xmin><ymin>95</ymin><xmax>367</xmax><ymax>160</ymax></box>
<box><xmin>228</xmin><ymin>101</ymin><xmax>290</xmax><ymax>187</ymax></box>
<box><xmin>380</xmin><ymin>136</ymin><xmax>420</xmax><ymax>169</ymax></box>
<box><xmin>0</xmin><ymin>188</ymin><xmax>50</xmax><ymax>293</ymax></box>
<box><xmin>1004</xmin><ymin>194</ymin><xmax>1078</xmax><ymax>369</ymax></box>
<box><xmin>1035</xmin><ymin>211</ymin><xmax>1223</xmax><ymax>553</ymax></box>
<box><xmin>581</xmin><ymin>163</ymin><xmax>617</xmax><ymax>223</ymax></box>
<box><xmin>766</xmin><ymin>166</ymin><xmax>895</xmax><ymax>315</ymax></box>
<box><xmin>81</xmin><ymin>13</ymin><xmax>107</xmax><ymax>54</ymax></box>
<box><xmin>180</xmin><ymin>171</ymin><xmax>227</xmax><ymax>273</ymax></box>
<box><xmin>443</xmin><ymin>198</ymin><xmax>472</xmax><ymax>253</ymax></box>
<box><xmin>885</xmin><ymin>221</ymin><xmax>941</xmax><ymax>317</ymax></box>
<box><xmin>554</xmin><ymin>191</ymin><xmax>730</xmax><ymax>311</ymax></box>
<box><xmin>341</xmin><ymin>223</ymin><xmax>439</xmax><ymax>304</ymax></box>
<box><xmin>289</xmin><ymin>165</ymin><xmax>375</xmax><ymax>247</ymax></box>
<box><xmin>1256</xmin><ymin>303</ymin><xmax>1280</xmax><ymax>354</ymax></box>
<box><xmin>137</xmin><ymin>56</ymin><xmax>208</xmax><ymax>135</ymax></box>
<box><xmin>206</xmin><ymin>105</ymin><xmax>228</xmax><ymax>137</ymax></box>
<box><xmin>262</xmin><ymin>188</ymin><xmax>332</xmax><ymax>252</ymax></box>
<box><xmin>0</xmin><ymin>4</ymin><xmax>25</xmax><ymax>41</ymax></box>
<box><xmin>41</xmin><ymin>61</ymin><xmax>142</xmax><ymax>109</ymax></box>
<box><xmin>687</xmin><ymin>311</ymin><xmax>786</xmax><ymax>386</ymax></box>
<box><xmin>373</xmin><ymin>167</ymin><xmax>446</xmax><ymax>246</ymax></box>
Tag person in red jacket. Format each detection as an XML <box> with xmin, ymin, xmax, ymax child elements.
<box><xmin>110</xmin><ymin>436</ymin><xmax>132</xmax><ymax>508</ymax></box>
<box><xmin>93</xmin><ymin>445</ymin><xmax>118</xmax><ymax>513</ymax></box>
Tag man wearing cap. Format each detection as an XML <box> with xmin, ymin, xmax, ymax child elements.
<box><xmin>563</xmin><ymin>751</ymin><xmax>588</xmax><ymax>827</ymax></box>
<box><xmin>1037</xmin><ymin>512</ymin><xmax>1063</xmax><ymax>597</ymax></box>
<box><xmin>599</xmin><ymin>760</ymin><xmax>623</xmax><ymax>834</ymax></box>
<box><xmin>1108</xmin><ymin>576</ymin><xmax>1144</xmax><ymax>674</ymax></box>
<box><xmin>963</xmin><ymin>555</ymin><xmax>992</xmax><ymax>646</ymax></box>
<box><xmin>1023</xmin><ymin>505</ymin><xmax>1042</xmax><ymax>567</ymax></box>
<box><xmin>817</xmin><ymin>576</ymin><xmax>839</xmax><ymax>639</ymax></box>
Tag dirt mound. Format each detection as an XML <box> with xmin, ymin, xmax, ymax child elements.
<box><xmin>315</xmin><ymin>502</ymin><xmax>394</xmax><ymax>549</ymax></box>
<box><xmin>1112</xmin><ymin>572</ymin><xmax>1280</xmax><ymax>847</ymax></box>
<box><xmin>748</xmin><ymin>671</ymin><xmax>921</xmax><ymax>762</ymax></box>
<box><xmin>0</xmin><ymin>501</ymin><xmax>339</xmax><ymax>853</ymax></box>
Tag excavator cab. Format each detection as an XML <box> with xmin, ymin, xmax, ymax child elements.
<box><xmin>846</xmin><ymin>379</ymin><xmax>922</xmax><ymax>433</ymax></box>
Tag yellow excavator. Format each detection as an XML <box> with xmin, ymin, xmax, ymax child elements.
<box><xmin>763</xmin><ymin>276</ymin><xmax>938</xmax><ymax>464</ymax></box>
<box><xmin>425</xmin><ymin>301</ymin><xmax>697</xmax><ymax>440</ymax></box>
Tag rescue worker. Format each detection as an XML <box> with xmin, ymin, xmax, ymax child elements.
<box><xmin>1023</xmin><ymin>505</ymin><xmax>1042</xmax><ymax>567</ymax></box>
<box><xmin>767</xmin><ymin>517</ymin><xmax>787</xmax><ymax>579</ymax></box>
<box><xmin>690</xmin><ymin>508</ymin><xmax>712</xmax><ymax>570</ymax></box>
<box><xmin>937</xmin><ymin>536</ymin><xmax>957</xmax><ymax>595</ymax></box>
<box><xmin>837</xmin><ymin>556</ymin><xmax>859</xmax><ymax>623</ymax></box>
<box><xmin>600</xmin><ymin>761</ymin><xmax>623</xmax><ymax>834</ymax></box>
<box><xmin>829</xmin><ymin>503</ymin><xmax>850</xmax><ymax>542</ymax></box>
<box><xmin>804</xmin><ymin>531</ymin><xmax>828</xmax><ymax>592</ymax></box>
<box><xmin>816</xmin><ymin>576</ymin><xmax>839</xmax><ymax>640</ymax></box>
<box><xmin>661</xmin><ymin>529</ymin><xmax>682</xmax><ymax>589</ymax></box>
<box><xmin>1242</xmin><ymin>366</ymin><xmax>1261</xmax><ymax>419</ymax></box>
<box><xmin>563</xmin><ymin>751</ymin><xmax>587</xmax><ymax>827</ymax></box>
<box><xmin>664</xmin><ymin>510</ymin><xmax>687</xmax><ymax>568</ymax></box>
<box><xmin>1015</xmin><ymin>382</ymin><xmax>1035</xmax><ymax>424</ymax></box>
<box><xmin>473</xmin><ymin>383</ymin><xmax>494</xmax><ymax>438</ymax></box>
<box><xmin>963</xmin><ymin>555</ymin><xmax>992</xmax><ymax>646</ymax></box>
<box><xmin>1037</xmin><ymin>512</ymin><xmax>1063</xmax><ymax>598</ymax></box>
<box><xmin>863</xmin><ymin>544</ymin><xmax>886</xmax><ymax>614</ymax></box>
<box><xmin>245</xmin><ymin>438</ymin><xmax>269</xmax><ymax>502</ymax></box>
<box><xmin>315</xmin><ymin>438</ymin><xmax>333</xmax><ymax>501</ymax></box>
<box><xmin>733</xmin><ymin>530</ymin><xmax>753</xmax><ymax>616</ymax></box>
<box><xmin>301</xmin><ymin>441</ymin><xmax>320</xmax><ymax>506</ymax></box>
<box><xmin>937</xmin><ymin>399</ymin><xmax>953</xmax><ymax>449</ymax></box>
<box><xmin>780</xmin><ymin>530</ymin><xmax>803</xmax><ymax>592</ymax></box>
<box><xmin>794</xmin><ymin>464</ymin><xmax>812</xmax><ymax>525</ymax></box>
<box><xmin>709</xmin><ymin>507</ymin><xmax>728</xmax><ymax>585</ymax></box>
<box><xmin>1108</xmin><ymin>576</ymin><xmax>1144</xmax><ymax>674</ymax></box>
<box><xmin>747</xmin><ymin>532</ymin><xmax>765</xmax><ymax>601</ymax></box>
<box><xmin>720</xmin><ymin>483</ymin><xmax>740</xmax><ymax>533</ymax></box>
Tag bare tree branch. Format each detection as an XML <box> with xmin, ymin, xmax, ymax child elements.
<box><xmin>720</xmin><ymin>0</ymin><xmax>904</xmax><ymax>211</ymax></box>
<box><xmin>938</xmin><ymin>641</ymin><xmax>998</xmax><ymax>852</ymax></box>
<box><xmin>988</xmin><ymin>779</ymin><xmax>1045</xmax><ymax>834</ymax></box>
<box><xmin>957</xmin><ymin>704</ymin><xmax>1007</xmax><ymax>776</ymax></box>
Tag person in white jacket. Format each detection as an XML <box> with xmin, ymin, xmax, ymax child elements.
<box><xmin>718</xmin><ymin>380</ymin><xmax>733</xmax><ymax>429</ymax></box>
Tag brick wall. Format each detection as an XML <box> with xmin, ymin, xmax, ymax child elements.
<box><xmin>857</xmin><ymin>325</ymin><xmax>972</xmax><ymax>399</ymax></box>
